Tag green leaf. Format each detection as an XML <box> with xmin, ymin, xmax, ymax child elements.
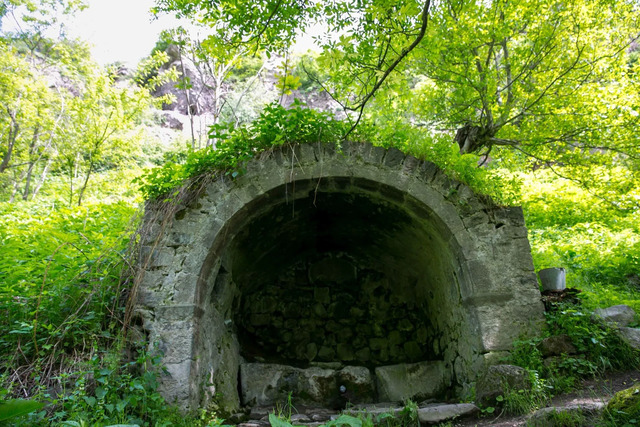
<box><xmin>95</xmin><ymin>386</ymin><xmax>107</xmax><ymax>400</ymax></box>
<box><xmin>0</xmin><ymin>399</ymin><xmax>46</xmax><ymax>422</ymax></box>
<box><xmin>268</xmin><ymin>413</ymin><xmax>294</xmax><ymax>427</ymax></box>
<box><xmin>327</xmin><ymin>414</ymin><xmax>363</xmax><ymax>427</ymax></box>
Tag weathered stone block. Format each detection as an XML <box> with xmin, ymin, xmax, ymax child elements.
<box><xmin>158</xmin><ymin>359</ymin><xmax>193</xmax><ymax>404</ymax></box>
<box><xmin>475</xmin><ymin>364</ymin><xmax>530</xmax><ymax>407</ymax></box>
<box><xmin>375</xmin><ymin>361</ymin><xmax>450</xmax><ymax>402</ymax></box>
<box><xmin>239</xmin><ymin>364</ymin><xmax>374</xmax><ymax>407</ymax></box>
<box><xmin>364</xmin><ymin>145</ymin><xmax>387</xmax><ymax>164</ymax></box>
<box><xmin>537</xmin><ymin>334</ymin><xmax>577</xmax><ymax>357</ymax></box>
<box><xmin>417</xmin><ymin>403</ymin><xmax>479</xmax><ymax>424</ymax></box>
<box><xmin>383</xmin><ymin>147</ymin><xmax>406</xmax><ymax>167</ymax></box>
<box><xmin>593</xmin><ymin>304</ymin><xmax>636</xmax><ymax>327</ymax></box>
<box><xmin>618</xmin><ymin>327</ymin><xmax>640</xmax><ymax>349</ymax></box>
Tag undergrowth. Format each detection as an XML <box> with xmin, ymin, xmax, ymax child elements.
<box><xmin>2</xmin><ymin>100</ymin><xmax>638</xmax><ymax>425</ymax></box>
<box><xmin>135</xmin><ymin>100</ymin><xmax>522</xmax><ymax>208</ymax></box>
<box><xmin>136</xmin><ymin>100</ymin><xmax>348</xmax><ymax>199</ymax></box>
<box><xmin>509</xmin><ymin>302</ymin><xmax>640</xmax><ymax>403</ymax></box>
<box><xmin>0</xmin><ymin>194</ymin><xmax>225</xmax><ymax>425</ymax></box>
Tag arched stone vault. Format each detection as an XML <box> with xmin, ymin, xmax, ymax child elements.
<box><xmin>136</xmin><ymin>142</ymin><xmax>544</xmax><ymax>412</ymax></box>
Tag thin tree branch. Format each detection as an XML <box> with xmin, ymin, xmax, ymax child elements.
<box><xmin>342</xmin><ymin>0</ymin><xmax>432</xmax><ymax>139</ymax></box>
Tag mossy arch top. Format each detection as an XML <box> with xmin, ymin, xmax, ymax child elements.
<box><xmin>136</xmin><ymin>142</ymin><xmax>543</xmax><ymax>412</ymax></box>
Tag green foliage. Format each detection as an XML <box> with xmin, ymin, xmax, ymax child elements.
<box><xmin>545</xmin><ymin>307</ymin><xmax>639</xmax><ymax>374</ymax></box>
<box><xmin>510</xmin><ymin>338</ymin><xmax>545</xmax><ymax>375</ymax></box>
<box><xmin>0</xmin><ymin>200</ymin><xmax>136</xmax><ymax>362</ymax></box>
<box><xmin>291</xmin><ymin>53</ymin><xmax>326</xmax><ymax>93</ymax></box>
<box><xmin>353</xmin><ymin>118</ymin><xmax>522</xmax><ymax>206</ymax></box>
<box><xmin>603</xmin><ymin>383</ymin><xmax>640</xmax><ymax>426</ymax></box>
<box><xmin>529</xmin><ymin>408</ymin><xmax>586</xmax><ymax>427</ymax></box>
<box><xmin>510</xmin><ymin>305</ymin><xmax>640</xmax><ymax>399</ymax></box>
<box><xmin>500</xmin><ymin>371</ymin><xmax>548</xmax><ymax>416</ymax></box>
<box><xmin>137</xmin><ymin>101</ymin><xmax>348</xmax><ymax>199</ymax></box>
<box><xmin>155</xmin><ymin>0</ymin><xmax>640</xmax><ymax>209</ymax></box>
<box><xmin>481</xmin><ymin>370</ymin><xmax>547</xmax><ymax>416</ymax></box>
<box><xmin>153</xmin><ymin>0</ymin><xmax>319</xmax><ymax>55</ymax></box>
<box><xmin>227</xmin><ymin>55</ymin><xmax>263</xmax><ymax>82</ymax></box>
<box><xmin>40</xmin><ymin>350</ymin><xmax>188</xmax><ymax>426</ymax></box>
<box><xmin>521</xmin><ymin>169</ymin><xmax>640</xmax><ymax>315</ymax></box>
<box><xmin>0</xmin><ymin>30</ymin><xmax>167</xmax><ymax>205</ymax></box>
<box><xmin>0</xmin><ymin>395</ymin><xmax>45</xmax><ymax>422</ymax></box>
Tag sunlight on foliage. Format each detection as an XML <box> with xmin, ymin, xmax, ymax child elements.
<box><xmin>520</xmin><ymin>170</ymin><xmax>640</xmax><ymax>312</ymax></box>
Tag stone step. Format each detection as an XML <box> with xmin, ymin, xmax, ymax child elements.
<box><xmin>238</xmin><ymin>402</ymin><xmax>478</xmax><ymax>426</ymax></box>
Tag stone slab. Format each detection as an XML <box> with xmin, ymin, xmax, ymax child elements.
<box><xmin>475</xmin><ymin>364</ymin><xmax>530</xmax><ymax>407</ymax></box>
<box><xmin>527</xmin><ymin>402</ymin><xmax>605</xmax><ymax>426</ymax></box>
<box><xmin>240</xmin><ymin>363</ymin><xmax>374</xmax><ymax>407</ymax></box>
<box><xmin>375</xmin><ymin>361</ymin><xmax>450</xmax><ymax>402</ymax></box>
<box><xmin>417</xmin><ymin>403</ymin><xmax>479</xmax><ymax>424</ymax></box>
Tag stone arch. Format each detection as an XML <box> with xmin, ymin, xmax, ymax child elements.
<box><xmin>136</xmin><ymin>142</ymin><xmax>543</xmax><ymax>412</ymax></box>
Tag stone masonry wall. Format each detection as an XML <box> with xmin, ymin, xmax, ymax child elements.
<box><xmin>238</xmin><ymin>255</ymin><xmax>438</xmax><ymax>366</ymax></box>
<box><xmin>135</xmin><ymin>142</ymin><xmax>545</xmax><ymax>413</ymax></box>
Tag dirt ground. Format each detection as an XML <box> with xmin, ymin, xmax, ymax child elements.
<box><xmin>453</xmin><ymin>370</ymin><xmax>640</xmax><ymax>427</ymax></box>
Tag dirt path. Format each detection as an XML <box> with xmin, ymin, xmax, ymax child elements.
<box><xmin>453</xmin><ymin>370</ymin><xmax>640</xmax><ymax>426</ymax></box>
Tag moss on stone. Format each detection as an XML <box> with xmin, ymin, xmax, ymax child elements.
<box><xmin>606</xmin><ymin>382</ymin><xmax>640</xmax><ymax>422</ymax></box>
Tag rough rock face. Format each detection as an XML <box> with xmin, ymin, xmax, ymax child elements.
<box><xmin>158</xmin><ymin>111</ymin><xmax>184</xmax><ymax>130</ymax></box>
<box><xmin>475</xmin><ymin>365</ymin><xmax>531</xmax><ymax>407</ymax></box>
<box><xmin>239</xmin><ymin>256</ymin><xmax>437</xmax><ymax>366</ymax></box>
<box><xmin>136</xmin><ymin>142</ymin><xmax>544</xmax><ymax>413</ymax></box>
<box><xmin>618</xmin><ymin>327</ymin><xmax>640</xmax><ymax>349</ymax></box>
<box><xmin>537</xmin><ymin>334</ymin><xmax>577</xmax><ymax>357</ymax></box>
<box><xmin>527</xmin><ymin>402</ymin><xmax>605</xmax><ymax>426</ymax></box>
<box><xmin>592</xmin><ymin>304</ymin><xmax>636</xmax><ymax>327</ymax></box>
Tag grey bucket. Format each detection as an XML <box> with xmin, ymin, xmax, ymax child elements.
<box><xmin>538</xmin><ymin>267</ymin><xmax>566</xmax><ymax>291</ymax></box>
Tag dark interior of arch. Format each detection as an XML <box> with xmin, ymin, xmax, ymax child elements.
<box><xmin>223</xmin><ymin>177</ymin><xmax>460</xmax><ymax>369</ymax></box>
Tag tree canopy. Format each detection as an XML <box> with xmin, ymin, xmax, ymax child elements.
<box><xmin>154</xmin><ymin>0</ymin><xmax>640</xmax><ymax>208</ymax></box>
<box><xmin>0</xmin><ymin>1</ymin><xmax>175</xmax><ymax>205</ymax></box>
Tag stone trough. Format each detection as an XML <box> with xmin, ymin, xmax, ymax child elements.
<box><xmin>134</xmin><ymin>142</ymin><xmax>544</xmax><ymax>414</ymax></box>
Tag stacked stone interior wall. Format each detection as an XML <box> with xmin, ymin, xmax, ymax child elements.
<box><xmin>237</xmin><ymin>255</ymin><xmax>439</xmax><ymax>366</ymax></box>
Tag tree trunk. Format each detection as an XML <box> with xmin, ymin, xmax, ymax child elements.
<box><xmin>77</xmin><ymin>153</ymin><xmax>94</xmax><ymax>207</ymax></box>
<box><xmin>31</xmin><ymin>157</ymin><xmax>52</xmax><ymax>200</ymax></box>
<box><xmin>178</xmin><ymin>45</ymin><xmax>197</xmax><ymax>149</ymax></box>
<box><xmin>68</xmin><ymin>158</ymin><xmax>75</xmax><ymax>207</ymax></box>
<box><xmin>22</xmin><ymin>125</ymin><xmax>41</xmax><ymax>200</ymax></box>
<box><xmin>0</xmin><ymin>109</ymin><xmax>19</xmax><ymax>173</ymax></box>
<box><xmin>9</xmin><ymin>170</ymin><xmax>20</xmax><ymax>202</ymax></box>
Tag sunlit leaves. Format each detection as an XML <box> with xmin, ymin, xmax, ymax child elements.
<box><xmin>137</xmin><ymin>101</ymin><xmax>347</xmax><ymax>199</ymax></box>
<box><xmin>0</xmin><ymin>200</ymin><xmax>136</xmax><ymax>359</ymax></box>
<box><xmin>154</xmin><ymin>0</ymin><xmax>318</xmax><ymax>55</ymax></box>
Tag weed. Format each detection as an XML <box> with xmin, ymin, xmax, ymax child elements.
<box><xmin>526</xmin><ymin>408</ymin><xmax>586</xmax><ymax>427</ymax></box>
<box><xmin>546</xmin><ymin>306</ymin><xmax>640</xmax><ymax>374</ymax></box>
<box><xmin>137</xmin><ymin>101</ymin><xmax>347</xmax><ymax>199</ymax></box>
<box><xmin>501</xmin><ymin>371</ymin><xmax>549</xmax><ymax>416</ymax></box>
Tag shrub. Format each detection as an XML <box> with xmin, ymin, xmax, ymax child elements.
<box><xmin>136</xmin><ymin>101</ymin><xmax>348</xmax><ymax>199</ymax></box>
